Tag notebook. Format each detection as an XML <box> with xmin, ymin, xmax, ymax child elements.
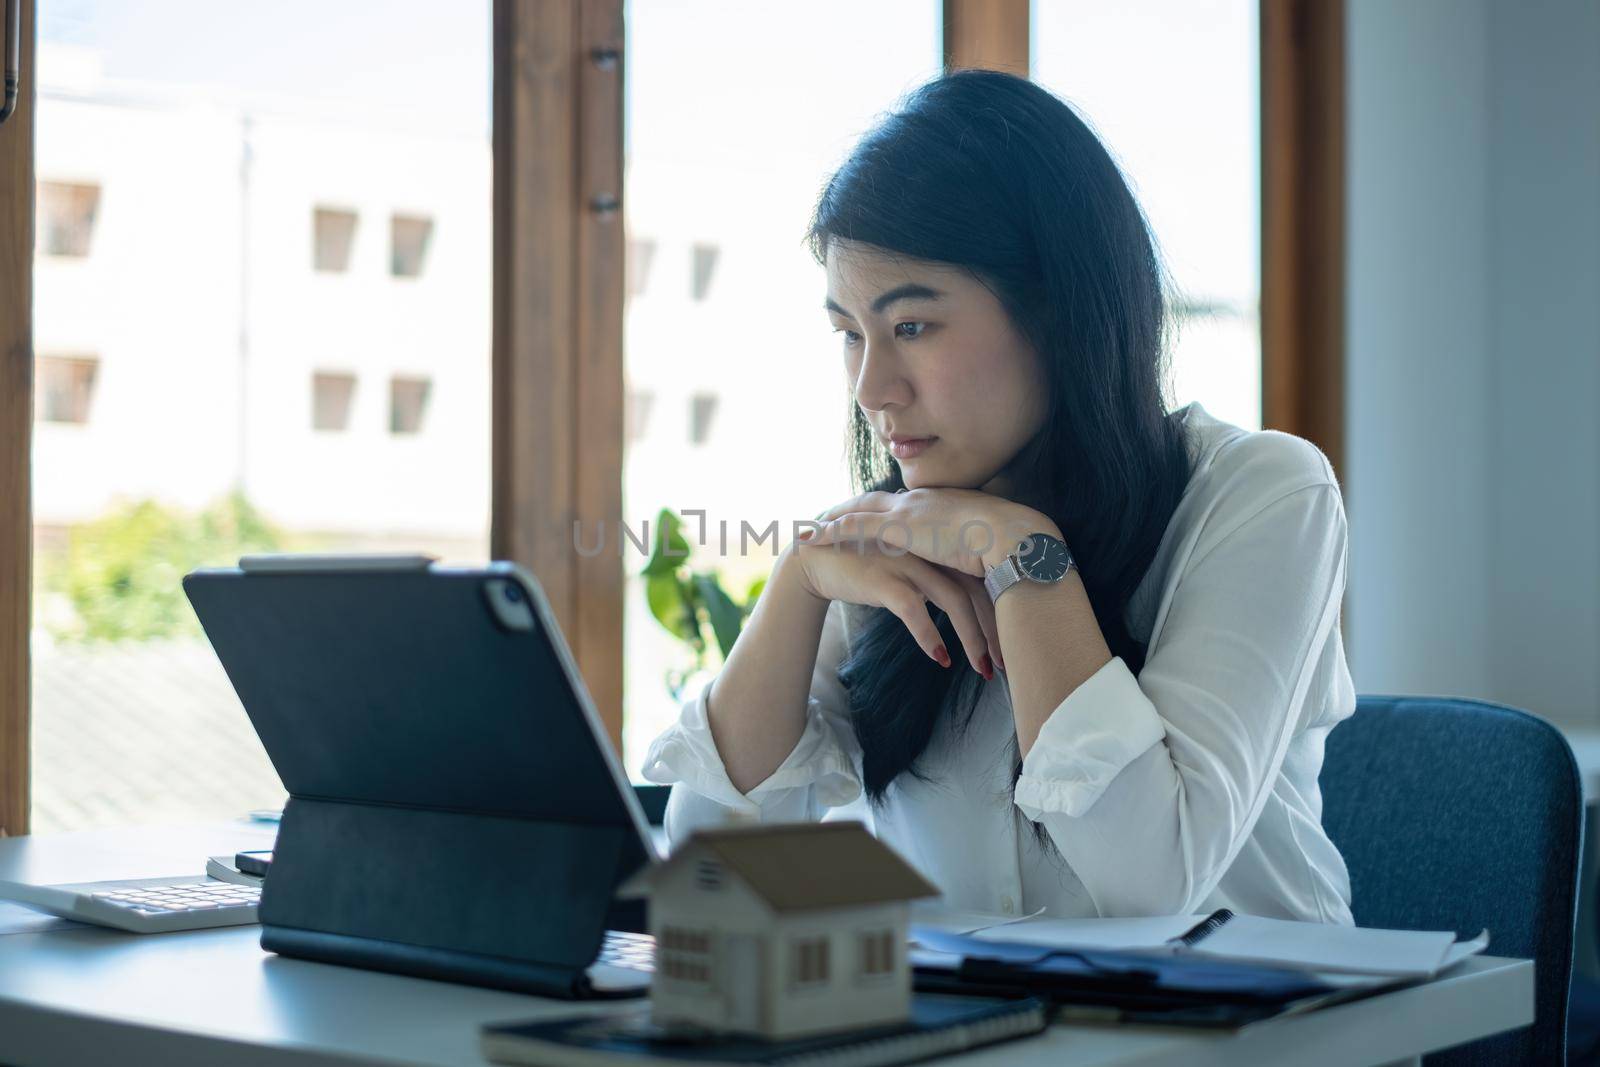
<box><xmin>479</xmin><ymin>994</ymin><xmax>1047</xmax><ymax>1067</ymax></box>
<box><xmin>959</xmin><ymin>909</ymin><xmax>1490</xmax><ymax>978</ymax></box>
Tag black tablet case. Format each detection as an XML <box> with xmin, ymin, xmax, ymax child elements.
<box><xmin>183</xmin><ymin>562</ymin><xmax>654</xmax><ymax>999</ymax></box>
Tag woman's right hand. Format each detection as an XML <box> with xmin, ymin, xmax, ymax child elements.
<box><xmin>790</xmin><ymin>541</ymin><xmax>999</xmax><ymax>677</ymax></box>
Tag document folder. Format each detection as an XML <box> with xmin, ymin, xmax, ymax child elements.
<box><xmin>910</xmin><ymin>928</ymin><xmax>1354</xmax><ymax>1029</ymax></box>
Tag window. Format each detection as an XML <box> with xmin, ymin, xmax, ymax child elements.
<box><xmin>1033</xmin><ymin>0</ymin><xmax>1262</xmax><ymax>430</ymax></box>
<box><xmin>313</xmin><ymin>207</ymin><xmax>359</xmax><ymax>272</ymax></box>
<box><xmin>689</xmin><ymin>242</ymin><xmax>719</xmax><ymax>301</ymax></box>
<box><xmin>857</xmin><ymin>928</ymin><xmax>895</xmax><ymax>980</ymax></box>
<box><xmin>626</xmin><ymin>238</ymin><xmax>656</xmax><ymax>299</ymax></box>
<box><xmin>694</xmin><ymin>859</ymin><xmax>723</xmax><ymax>891</ymax></box>
<box><xmin>30</xmin><ymin>0</ymin><xmax>489</xmax><ymax>836</ymax></box>
<box><xmin>390</xmin><ymin>213</ymin><xmax>434</xmax><ymax>277</ymax></box>
<box><xmin>35</xmin><ymin>356</ymin><xmax>99</xmax><ymax>424</ymax></box>
<box><xmin>620</xmin><ymin>0</ymin><xmax>943</xmax><ymax>778</ymax></box>
<box><xmin>389</xmin><ymin>376</ymin><xmax>432</xmax><ymax>435</ymax></box>
<box><xmin>791</xmin><ymin>935</ymin><xmax>831</xmax><ymax>987</ymax></box>
<box><xmin>30</xmin><ymin>0</ymin><xmax>494</xmax><ymax>832</ymax></box>
<box><xmin>37</xmin><ymin>181</ymin><xmax>101</xmax><ymax>258</ymax></box>
<box><xmin>624</xmin><ymin>388</ymin><xmax>655</xmax><ymax>444</ymax></box>
<box><xmin>687</xmin><ymin>392</ymin><xmax>718</xmax><ymax>446</ymax></box>
<box><xmin>658</xmin><ymin>925</ymin><xmax>712</xmax><ymax>984</ymax></box>
<box><xmin>312</xmin><ymin>372</ymin><xmax>358</xmax><ymax>432</ymax></box>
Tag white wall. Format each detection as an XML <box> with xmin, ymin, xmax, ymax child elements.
<box><xmin>1484</xmin><ymin>0</ymin><xmax>1600</xmax><ymax>728</ymax></box>
<box><xmin>1345</xmin><ymin>0</ymin><xmax>1600</xmax><ymax>726</ymax></box>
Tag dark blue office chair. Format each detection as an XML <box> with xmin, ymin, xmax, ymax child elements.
<box><xmin>1321</xmin><ymin>695</ymin><xmax>1583</xmax><ymax>1065</ymax></box>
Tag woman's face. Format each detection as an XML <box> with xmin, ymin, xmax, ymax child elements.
<box><xmin>824</xmin><ymin>239</ymin><xmax>1048</xmax><ymax>493</ymax></box>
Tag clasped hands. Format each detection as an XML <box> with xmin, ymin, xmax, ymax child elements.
<box><xmin>798</xmin><ymin>487</ymin><xmax>1060</xmax><ymax>578</ymax></box>
<box><xmin>791</xmin><ymin>488</ymin><xmax>1065</xmax><ymax>678</ymax></box>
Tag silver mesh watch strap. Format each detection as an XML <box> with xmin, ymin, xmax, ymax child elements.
<box><xmin>984</xmin><ymin>553</ymin><xmax>1024</xmax><ymax>604</ymax></box>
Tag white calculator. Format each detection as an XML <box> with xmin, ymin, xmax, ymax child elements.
<box><xmin>0</xmin><ymin>876</ymin><xmax>261</xmax><ymax>933</ymax></box>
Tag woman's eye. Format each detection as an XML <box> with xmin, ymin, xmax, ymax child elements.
<box><xmin>834</xmin><ymin>323</ymin><xmax>926</xmax><ymax>346</ymax></box>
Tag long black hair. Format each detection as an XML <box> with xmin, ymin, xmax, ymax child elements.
<box><xmin>806</xmin><ymin>69</ymin><xmax>1193</xmax><ymax>804</ymax></box>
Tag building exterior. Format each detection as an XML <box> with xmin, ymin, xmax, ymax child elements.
<box><xmin>623</xmin><ymin>822</ymin><xmax>937</xmax><ymax>1040</ymax></box>
<box><xmin>32</xmin><ymin>45</ymin><xmax>493</xmax><ymax>559</ymax></box>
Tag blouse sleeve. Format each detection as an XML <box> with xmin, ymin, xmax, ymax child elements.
<box><xmin>640</xmin><ymin>598</ymin><xmax>863</xmax><ymax>846</ymax></box>
<box><xmin>1013</xmin><ymin>480</ymin><xmax>1348</xmax><ymax>916</ymax></box>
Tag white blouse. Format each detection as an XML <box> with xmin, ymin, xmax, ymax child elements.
<box><xmin>642</xmin><ymin>402</ymin><xmax>1356</xmax><ymax>925</ymax></box>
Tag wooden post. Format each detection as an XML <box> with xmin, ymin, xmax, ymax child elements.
<box><xmin>572</xmin><ymin>1</ymin><xmax>626</xmax><ymax>753</ymax></box>
<box><xmin>1261</xmin><ymin>0</ymin><xmax>1346</xmax><ymax>480</ymax></box>
<box><xmin>944</xmin><ymin>0</ymin><xmax>1030</xmax><ymax>77</ymax></box>
<box><xmin>0</xmin><ymin>0</ymin><xmax>34</xmax><ymax>836</ymax></box>
<box><xmin>492</xmin><ymin>0</ymin><xmax>625</xmax><ymax>750</ymax></box>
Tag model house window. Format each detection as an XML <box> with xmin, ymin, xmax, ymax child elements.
<box><xmin>626</xmin><ymin>238</ymin><xmax>656</xmax><ymax>299</ymax></box>
<box><xmin>35</xmin><ymin>356</ymin><xmax>100</xmax><ymax>424</ymax></box>
<box><xmin>658</xmin><ymin>925</ymin><xmax>711</xmax><ymax>984</ymax></box>
<box><xmin>389</xmin><ymin>376</ymin><xmax>432</xmax><ymax>435</ymax></box>
<box><xmin>312</xmin><ymin>372</ymin><xmax>357</xmax><ymax>432</ymax></box>
<box><xmin>688</xmin><ymin>392</ymin><xmax>718</xmax><ymax>446</ymax></box>
<box><xmin>390</xmin><ymin>214</ymin><xmax>434</xmax><ymax>277</ymax></box>
<box><xmin>313</xmin><ymin>207</ymin><xmax>358</xmax><ymax>272</ymax></box>
<box><xmin>690</xmin><ymin>242</ymin><xmax>719</xmax><ymax>301</ymax></box>
<box><xmin>694</xmin><ymin>860</ymin><xmax>722</xmax><ymax>892</ymax></box>
<box><xmin>791</xmin><ymin>935</ymin><xmax>830</xmax><ymax>987</ymax></box>
<box><xmin>858</xmin><ymin>929</ymin><xmax>895</xmax><ymax>979</ymax></box>
<box><xmin>37</xmin><ymin>181</ymin><xmax>101</xmax><ymax>258</ymax></box>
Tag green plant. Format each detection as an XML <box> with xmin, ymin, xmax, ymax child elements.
<box><xmin>641</xmin><ymin>507</ymin><xmax>766</xmax><ymax>698</ymax></box>
<box><xmin>48</xmin><ymin>491</ymin><xmax>286</xmax><ymax>642</ymax></box>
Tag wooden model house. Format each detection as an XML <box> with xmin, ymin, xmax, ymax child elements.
<box><xmin>622</xmin><ymin>821</ymin><xmax>938</xmax><ymax>1040</ymax></box>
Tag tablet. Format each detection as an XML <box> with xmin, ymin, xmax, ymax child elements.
<box><xmin>183</xmin><ymin>554</ymin><xmax>660</xmax><ymax>997</ymax></box>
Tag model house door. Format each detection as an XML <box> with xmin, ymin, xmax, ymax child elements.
<box><xmin>721</xmin><ymin>934</ymin><xmax>762</xmax><ymax>1032</ymax></box>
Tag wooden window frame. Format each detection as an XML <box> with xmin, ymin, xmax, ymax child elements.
<box><xmin>1</xmin><ymin>0</ymin><xmax>33</xmax><ymax>836</ymax></box>
<box><xmin>1261</xmin><ymin>0</ymin><xmax>1346</xmax><ymax>478</ymax></box>
<box><xmin>943</xmin><ymin>0</ymin><xmax>1029</xmax><ymax>76</ymax></box>
<box><xmin>0</xmin><ymin>0</ymin><xmax>1340</xmax><ymax>833</ymax></box>
<box><xmin>492</xmin><ymin>0</ymin><xmax>625</xmax><ymax>751</ymax></box>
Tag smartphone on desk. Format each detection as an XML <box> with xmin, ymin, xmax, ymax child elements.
<box><xmin>235</xmin><ymin>851</ymin><xmax>273</xmax><ymax>878</ymax></box>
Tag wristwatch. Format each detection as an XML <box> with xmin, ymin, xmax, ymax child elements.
<box><xmin>984</xmin><ymin>532</ymin><xmax>1076</xmax><ymax>604</ymax></box>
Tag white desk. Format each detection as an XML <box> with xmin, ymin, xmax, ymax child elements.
<box><xmin>0</xmin><ymin>824</ymin><xmax>1535</xmax><ymax>1067</ymax></box>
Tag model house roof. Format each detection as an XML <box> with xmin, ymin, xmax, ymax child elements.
<box><xmin>630</xmin><ymin>821</ymin><xmax>937</xmax><ymax>913</ymax></box>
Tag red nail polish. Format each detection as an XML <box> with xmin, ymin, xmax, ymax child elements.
<box><xmin>934</xmin><ymin>645</ymin><xmax>950</xmax><ymax>668</ymax></box>
<box><xmin>980</xmin><ymin>654</ymin><xmax>993</xmax><ymax>681</ymax></box>
<box><xmin>798</xmin><ymin>529</ymin><xmax>813</xmax><ymax>540</ymax></box>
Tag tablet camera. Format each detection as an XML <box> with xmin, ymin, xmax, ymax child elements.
<box><xmin>483</xmin><ymin>578</ymin><xmax>534</xmax><ymax>632</ymax></box>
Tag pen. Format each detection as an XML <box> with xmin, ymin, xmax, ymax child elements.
<box><xmin>1168</xmin><ymin>908</ymin><xmax>1234</xmax><ymax>948</ymax></box>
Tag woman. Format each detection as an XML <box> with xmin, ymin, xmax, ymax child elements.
<box><xmin>642</xmin><ymin>69</ymin><xmax>1354</xmax><ymax>925</ymax></box>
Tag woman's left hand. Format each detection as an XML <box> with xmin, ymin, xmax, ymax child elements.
<box><xmin>801</xmin><ymin>488</ymin><xmax>1059</xmax><ymax>579</ymax></box>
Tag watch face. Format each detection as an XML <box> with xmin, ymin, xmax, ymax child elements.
<box><xmin>1017</xmin><ymin>534</ymin><xmax>1073</xmax><ymax>582</ymax></box>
